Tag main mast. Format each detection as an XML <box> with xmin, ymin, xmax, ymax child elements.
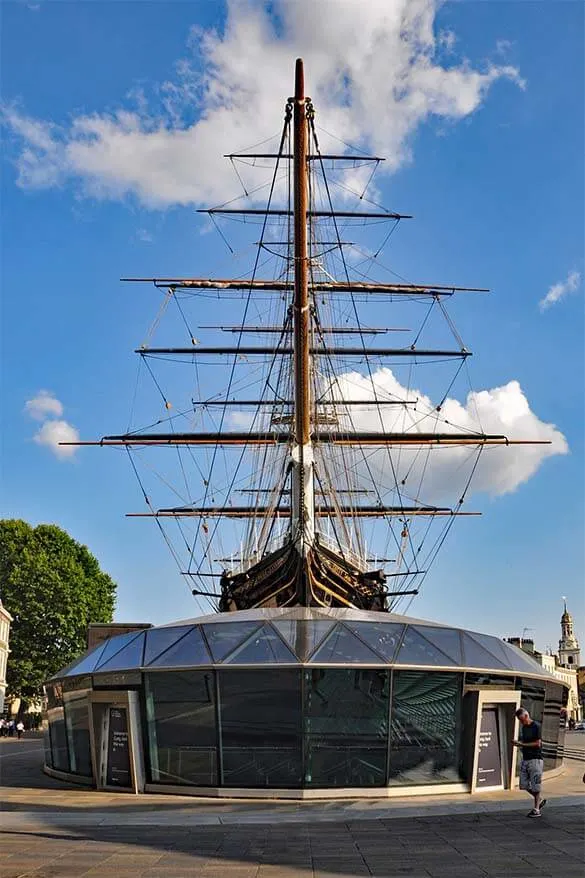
<box><xmin>291</xmin><ymin>58</ymin><xmax>315</xmax><ymax>578</ymax></box>
<box><xmin>62</xmin><ymin>59</ymin><xmax>554</xmax><ymax>614</ymax></box>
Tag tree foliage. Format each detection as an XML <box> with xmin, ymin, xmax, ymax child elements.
<box><xmin>0</xmin><ymin>520</ymin><xmax>116</xmax><ymax>698</ymax></box>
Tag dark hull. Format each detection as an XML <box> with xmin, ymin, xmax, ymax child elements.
<box><xmin>219</xmin><ymin>538</ymin><xmax>387</xmax><ymax>612</ymax></box>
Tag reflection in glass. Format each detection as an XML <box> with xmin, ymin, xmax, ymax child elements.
<box><xmin>500</xmin><ymin>641</ymin><xmax>548</xmax><ymax>675</ymax></box>
<box><xmin>144</xmin><ymin>626</ymin><xmax>194</xmax><ymax>666</ymax></box>
<box><xmin>542</xmin><ymin>681</ymin><xmax>564</xmax><ymax>770</ymax></box>
<box><xmin>346</xmin><ymin>622</ymin><xmax>404</xmax><ymax>662</ymax></box>
<box><xmin>202</xmin><ymin>622</ymin><xmax>260</xmax><ymax>662</ymax></box>
<box><xmin>414</xmin><ymin>626</ymin><xmax>463</xmax><ymax>665</ymax></box>
<box><xmin>389</xmin><ymin>671</ymin><xmax>462</xmax><ymax>785</ymax></box>
<box><xmin>518</xmin><ymin>678</ymin><xmax>545</xmax><ymax>724</ymax></box>
<box><xmin>148</xmin><ymin>627</ymin><xmax>210</xmax><ymax>668</ymax></box>
<box><xmin>224</xmin><ymin>624</ymin><xmax>296</xmax><ymax>664</ymax></box>
<box><xmin>97</xmin><ymin>632</ymin><xmax>145</xmax><ymax>673</ymax></box>
<box><xmin>395</xmin><ymin>628</ymin><xmax>456</xmax><ymax>667</ymax></box>
<box><xmin>304</xmin><ymin>668</ymin><xmax>389</xmax><ymax>787</ymax></box>
<box><xmin>63</xmin><ymin>691</ymin><xmax>92</xmax><ymax>776</ymax></box>
<box><xmin>219</xmin><ymin>670</ymin><xmax>302</xmax><ymax>787</ymax></box>
<box><xmin>465</xmin><ymin>672</ymin><xmax>516</xmax><ymax>689</ymax></box>
<box><xmin>145</xmin><ymin>671</ymin><xmax>217</xmax><ymax>786</ymax></box>
<box><xmin>47</xmin><ymin>705</ymin><xmax>69</xmax><ymax>772</ymax></box>
<box><xmin>272</xmin><ymin>620</ymin><xmax>335</xmax><ymax>660</ymax></box>
<box><xmin>62</xmin><ymin>643</ymin><xmax>107</xmax><ymax>677</ymax></box>
<box><xmin>311</xmin><ymin>624</ymin><xmax>387</xmax><ymax>664</ymax></box>
<box><xmin>95</xmin><ymin>632</ymin><xmax>143</xmax><ymax>670</ymax></box>
<box><xmin>461</xmin><ymin>633</ymin><xmax>507</xmax><ymax>670</ymax></box>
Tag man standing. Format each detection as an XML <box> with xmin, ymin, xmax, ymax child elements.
<box><xmin>513</xmin><ymin>707</ymin><xmax>547</xmax><ymax>818</ymax></box>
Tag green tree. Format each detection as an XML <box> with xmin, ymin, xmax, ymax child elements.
<box><xmin>0</xmin><ymin>519</ymin><xmax>116</xmax><ymax>698</ymax></box>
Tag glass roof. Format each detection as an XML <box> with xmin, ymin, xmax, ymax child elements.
<box><xmin>52</xmin><ymin>608</ymin><xmax>555</xmax><ymax>680</ymax></box>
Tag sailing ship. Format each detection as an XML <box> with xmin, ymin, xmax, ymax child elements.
<box><xmin>70</xmin><ymin>60</ymin><xmax>546</xmax><ymax>616</ymax></box>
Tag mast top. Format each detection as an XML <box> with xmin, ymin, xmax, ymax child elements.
<box><xmin>295</xmin><ymin>58</ymin><xmax>304</xmax><ymax>99</ymax></box>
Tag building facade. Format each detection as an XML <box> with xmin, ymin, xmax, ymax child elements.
<box><xmin>43</xmin><ymin>608</ymin><xmax>567</xmax><ymax>798</ymax></box>
<box><xmin>506</xmin><ymin>602</ymin><xmax>582</xmax><ymax>722</ymax></box>
<box><xmin>558</xmin><ymin>601</ymin><xmax>581</xmax><ymax>669</ymax></box>
<box><xmin>0</xmin><ymin>600</ymin><xmax>13</xmax><ymax>715</ymax></box>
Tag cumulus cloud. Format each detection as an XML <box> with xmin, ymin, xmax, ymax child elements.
<box><xmin>539</xmin><ymin>270</ymin><xmax>581</xmax><ymax>312</ymax></box>
<box><xmin>328</xmin><ymin>368</ymin><xmax>567</xmax><ymax>499</ymax></box>
<box><xmin>24</xmin><ymin>390</ymin><xmax>79</xmax><ymax>459</ymax></box>
<box><xmin>33</xmin><ymin>420</ymin><xmax>80</xmax><ymax>459</ymax></box>
<box><xmin>24</xmin><ymin>389</ymin><xmax>63</xmax><ymax>420</ymax></box>
<box><xmin>2</xmin><ymin>0</ymin><xmax>524</xmax><ymax>208</ymax></box>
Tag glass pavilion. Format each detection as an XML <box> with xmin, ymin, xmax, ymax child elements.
<box><xmin>45</xmin><ymin>608</ymin><xmax>567</xmax><ymax>796</ymax></box>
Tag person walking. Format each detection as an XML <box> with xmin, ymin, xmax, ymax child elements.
<box><xmin>16</xmin><ymin>720</ymin><xmax>24</xmax><ymax>740</ymax></box>
<box><xmin>513</xmin><ymin>707</ymin><xmax>547</xmax><ymax>818</ymax></box>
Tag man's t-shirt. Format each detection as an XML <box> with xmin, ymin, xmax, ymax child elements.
<box><xmin>520</xmin><ymin>720</ymin><xmax>542</xmax><ymax>760</ymax></box>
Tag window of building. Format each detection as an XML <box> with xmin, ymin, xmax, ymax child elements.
<box><xmin>304</xmin><ymin>668</ymin><xmax>389</xmax><ymax>787</ymax></box>
<box><xmin>145</xmin><ymin>671</ymin><xmax>217</xmax><ymax>786</ymax></box>
<box><xmin>388</xmin><ymin>671</ymin><xmax>463</xmax><ymax>786</ymax></box>
<box><xmin>63</xmin><ymin>691</ymin><xmax>92</xmax><ymax>777</ymax></box>
<box><xmin>219</xmin><ymin>669</ymin><xmax>302</xmax><ymax>787</ymax></box>
<box><xmin>47</xmin><ymin>706</ymin><xmax>69</xmax><ymax>773</ymax></box>
<box><xmin>542</xmin><ymin>681</ymin><xmax>565</xmax><ymax>771</ymax></box>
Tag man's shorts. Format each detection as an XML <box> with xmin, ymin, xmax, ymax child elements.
<box><xmin>519</xmin><ymin>759</ymin><xmax>544</xmax><ymax>794</ymax></box>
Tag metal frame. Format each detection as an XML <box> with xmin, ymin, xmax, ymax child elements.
<box><xmin>88</xmin><ymin>689</ymin><xmax>145</xmax><ymax>794</ymax></box>
<box><xmin>467</xmin><ymin>688</ymin><xmax>521</xmax><ymax>795</ymax></box>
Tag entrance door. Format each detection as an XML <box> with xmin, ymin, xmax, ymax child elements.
<box><xmin>89</xmin><ymin>691</ymin><xmax>145</xmax><ymax>793</ymax></box>
<box><xmin>105</xmin><ymin>707</ymin><xmax>132</xmax><ymax>788</ymax></box>
<box><xmin>475</xmin><ymin>706</ymin><xmax>503</xmax><ymax>790</ymax></box>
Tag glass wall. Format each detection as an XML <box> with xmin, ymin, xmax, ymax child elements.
<box><xmin>518</xmin><ymin>677</ymin><xmax>545</xmax><ymax>723</ymax></box>
<box><xmin>140</xmin><ymin>666</ymin><xmax>566</xmax><ymax>790</ymax></box>
<box><xmin>63</xmin><ymin>690</ymin><xmax>92</xmax><ymax>776</ymax></box>
<box><xmin>542</xmin><ymin>681</ymin><xmax>565</xmax><ymax>770</ymax></box>
<box><xmin>304</xmin><ymin>668</ymin><xmax>389</xmax><ymax>787</ymax></box>
<box><xmin>219</xmin><ymin>669</ymin><xmax>302</xmax><ymax>787</ymax></box>
<box><xmin>145</xmin><ymin>671</ymin><xmax>217</xmax><ymax>786</ymax></box>
<box><xmin>389</xmin><ymin>671</ymin><xmax>462</xmax><ymax>785</ymax></box>
<box><xmin>46</xmin><ymin>684</ymin><xmax>69</xmax><ymax>772</ymax></box>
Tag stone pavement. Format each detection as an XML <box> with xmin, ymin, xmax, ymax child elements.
<box><xmin>1</xmin><ymin>736</ymin><xmax>584</xmax><ymax>877</ymax></box>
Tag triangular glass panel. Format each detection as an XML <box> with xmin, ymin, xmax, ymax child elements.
<box><xmin>149</xmin><ymin>626</ymin><xmax>210</xmax><ymax>668</ymax></box>
<box><xmin>224</xmin><ymin>624</ymin><xmax>297</xmax><ymax>664</ymax></box>
<box><xmin>144</xmin><ymin>625</ymin><xmax>194</xmax><ymax>666</ymax></box>
<box><xmin>310</xmin><ymin>623</ymin><xmax>386</xmax><ymax>664</ymax></box>
<box><xmin>499</xmin><ymin>641</ymin><xmax>548</xmax><ymax>675</ymax></box>
<box><xmin>202</xmin><ymin>621</ymin><xmax>261</xmax><ymax>662</ymax></box>
<box><xmin>63</xmin><ymin>642</ymin><xmax>108</xmax><ymax>677</ymax></box>
<box><xmin>346</xmin><ymin>622</ymin><xmax>405</xmax><ymax>662</ymax></box>
<box><xmin>97</xmin><ymin>632</ymin><xmax>146</xmax><ymax>672</ymax></box>
<box><xmin>467</xmin><ymin>632</ymin><xmax>512</xmax><ymax>667</ymax></box>
<box><xmin>95</xmin><ymin>632</ymin><xmax>143</xmax><ymax>670</ymax></box>
<box><xmin>272</xmin><ymin>619</ymin><xmax>335</xmax><ymax>659</ymax></box>
<box><xmin>462</xmin><ymin>632</ymin><xmax>507</xmax><ymax>670</ymax></box>
<box><xmin>413</xmin><ymin>625</ymin><xmax>463</xmax><ymax>665</ymax></box>
<box><xmin>395</xmin><ymin>627</ymin><xmax>456</xmax><ymax>666</ymax></box>
<box><xmin>271</xmin><ymin>620</ymin><xmax>297</xmax><ymax>651</ymax></box>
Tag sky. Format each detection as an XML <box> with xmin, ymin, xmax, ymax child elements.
<box><xmin>1</xmin><ymin>0</ymin><xmax>583</xmax><ymax>654</ymax></box>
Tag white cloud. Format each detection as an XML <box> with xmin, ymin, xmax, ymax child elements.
<box><xmin>33</xmin><ymin>420</ymin><xmax>80</xmax><ymax>459</ymax></box>
<box><xmin>328</xmin><ymin>369</ymin><xmax>568</xmax><ymax>499</ymax></box>
<box><xmin>136</xmin><ymin>228</ymin><xmax>153</xmax><ymax>243</ymax></box>
<box><xmin>2</xmin><ymin>0</ymin><xmax>524</xmax><ymax>208</ymax></box>
<box><xmin>24</xmin><ymin>389</ymin><xmax>63</xmax><ymax>420</ymax></box>
<box><xmin>24</xmin><ymin>390</ymin><xmax>79</xmax><ymax>459</ymax></box>
<box><xmin>539</xmin><ymin>270</ymin><xmax>581</xmax><ymax>312</ymax></box>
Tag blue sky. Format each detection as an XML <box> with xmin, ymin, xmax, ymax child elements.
<box><xmin>1</xmin><ymin>0</ymin><xmax>583</xmax><ymax>653</ymax></box>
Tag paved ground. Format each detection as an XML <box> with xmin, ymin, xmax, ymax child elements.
<box><xmin>1</xmin><ymin>735</ymin><xmax>583</xmax><ymax>877</ymax></box>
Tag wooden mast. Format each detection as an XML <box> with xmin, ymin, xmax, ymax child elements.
<box><xmin>291</xmin><ymin>58</ymin><xmax>314</xmax><ymax>587</ymax></box>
